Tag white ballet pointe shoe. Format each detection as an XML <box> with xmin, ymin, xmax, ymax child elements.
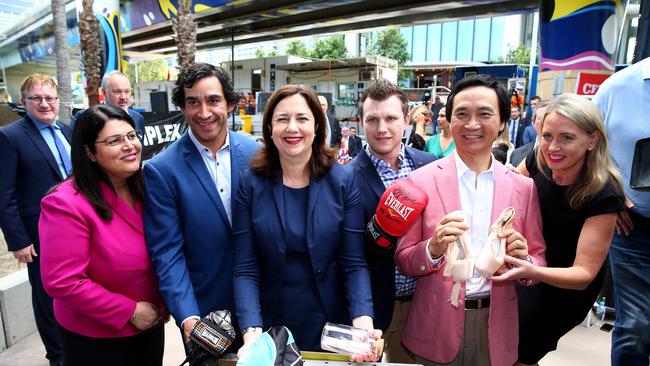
<box><xmin>475</xmin><ymin>207</ymin><xmax>515</xmax><ymax>278</ymax></box>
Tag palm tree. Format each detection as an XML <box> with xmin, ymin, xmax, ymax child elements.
<box><xmin>172</xmin><ymin>0</ymin><xmax>197</xmax><ymax>73</ymax></box>
<box><xmin>78</xmin><ymin>0</ymin><xmax>101</xmax><ymax>106</ymax></box>
<box><xmin>51</xmin><ymin>0</ymin><xmax>73</xmax><ymax>122</ymax></box>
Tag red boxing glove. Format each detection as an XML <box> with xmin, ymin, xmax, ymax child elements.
<box><xmin>367</xmin><ymin>179</ymin><xmax>428</xmax><ymax>250</ymax></box>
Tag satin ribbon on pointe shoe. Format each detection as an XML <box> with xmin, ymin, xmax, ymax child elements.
<box><xmin>442</xmin><ymin>207</ymin><xmax>516</xmax><ymax>308</ymax></box>
<box><xmin>443</xmin><ymin>231</ymin><xmax>474</xmax><ymax>308</ymax></box>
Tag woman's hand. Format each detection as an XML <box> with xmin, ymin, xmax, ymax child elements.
<box><xmin>616</xmin><ymin>197</ymin><xmax>635</xmax><ymax>236</ymax></box>
<box><xmin>350</xmin><ymin>316</ymin><xmax>383</xmax><ymax>362</ymax></box>
<box><xmin>237</xmin><ymin>328</ymin><xmax>263</xmax><ymax>361</ymax></box>
<box><xmin>491</xmin><ymin>255</ymin><xmax>538</xmax><ymax>282</ymax></box>
<box><xmin>429</xmin><ymin>211</ymin><xmax>468</xmax><ymax>259</ymax></box>
<box><xmin>129</xmin><ymin>301</ymin><xmax>162</xmax><ymax>330</ymax></box>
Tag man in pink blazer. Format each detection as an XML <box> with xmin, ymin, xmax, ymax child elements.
<box><xmin>395</xmin><ymin>75</ymin><xmax>546</xmax><ymax>366</ymax></box>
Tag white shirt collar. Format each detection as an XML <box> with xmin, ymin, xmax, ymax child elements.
<box><xmin>187</xmin><ymin>128</ymin><xmax>230</xmax><ymax>156</ymax></box>
<box><xmin>453</xmin><ymin>150</ymin><xmax>494</xmax><ymax>179</ymax></box>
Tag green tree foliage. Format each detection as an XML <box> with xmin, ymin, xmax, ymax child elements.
<box><xmin>310</xmin><ymin>35</ymin><xmax>347</xmax><ymax>59</ymax></box>
<box><xmin>125</xmin><ymin>59</ymin><xmax>169</xmax><ymax>85</ymax></box>
<box><xmin>496</xmin><ymin>45</ymin><xmax>531</xmax><ymax>64</ymax></box>
<box><xmin>285</xmin><ymin>40</ymin><xmax>310</xmax><ymax>57</ymax></box>
<box><xmin>367</xmin><ymin>29</ymin><xmax>410</xmax><ymax>80</ymax></box>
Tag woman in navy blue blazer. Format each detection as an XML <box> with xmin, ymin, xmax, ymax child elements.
<box><xmin>233</xmin><ymin>85</ymin><xmax>379</xmax><ymax>361</ymax></box>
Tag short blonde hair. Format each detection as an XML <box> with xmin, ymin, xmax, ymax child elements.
<box><xmin>20</xmin><ymin>74</ymin><xmax>59</xmax><ymax>98</ymax></box>
<box><xmin>535</xmin><ymin>93</ymin><xmax>623</xmax><ymax>209</ymax></box>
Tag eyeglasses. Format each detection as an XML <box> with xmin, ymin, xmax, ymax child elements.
<box><xmin>26</xmin><ymin>96</ymin><xmax>58</xmax><ymax>104</ymax></box>
<box><xmin>95</xmin><ymin>130</ymin><xmax>143</xmax><ymax>147</ymax></box>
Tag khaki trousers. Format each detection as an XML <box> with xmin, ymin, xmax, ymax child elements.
<box><xmin>415</xmin><ymin>307</ymin><xmax>490</xmax><ymax>366</ymax></box>
<box><xmin>382</xmin><ymin>299</ymin><xmax>416</xmax><ymax>363</ymax></box>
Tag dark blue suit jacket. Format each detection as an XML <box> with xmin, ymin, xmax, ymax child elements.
<box><xmin>233</xmin><ymin>164</ymin><xmax>374</xmax><ymax>335</ymax></box>
<box><xmin>349</xmin><ymin>147</ymin><xmax>435</xmax><ymax>331</ymax></box>
<box><xmin>0</xmin><ymin>116</ymin><xmax>72</xmax><ymax>251</ymax></box>
<box><xmin>143</xmin><ymin>131</ymin><xmax>259</xmax><ymax>328</ymax></box>
<box><xmin>71</xmin><ymin>108</ymin><xmax>145</xmax><ymax>133</ymax></box>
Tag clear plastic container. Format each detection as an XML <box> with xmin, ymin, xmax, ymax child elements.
<box><xmin>320</xmin><ymin>322</ymin><xmax>373</xmax><ymax>355</ymax></box>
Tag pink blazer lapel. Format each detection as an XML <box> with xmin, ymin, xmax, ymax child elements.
<box><xmin>491</xmin><ymin>162</ymin><xmax>515</xmax><ymax>222</ymax></box>
<box><xmin>434</xmin><ymin>154</ymin><xmax>463</xmax><ymax>214</ymax></box>
<box><xmin>100</xmin><ymin>182</ymin><xmax>144</xmax><ymax>235</ymax></box>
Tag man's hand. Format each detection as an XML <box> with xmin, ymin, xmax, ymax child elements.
<box><xmin>429</xmin><ymin>211</ymin><xmax>468</xmax><ymax>259</ymax></box>
<box><xmin>500</xmin><ymin>228</ymin><xmax>528</xmax><ymax>260</ymax></box>
<box><xmin>182</xmin><ymin>318</ymin><xmax>199</xmax><ymax>343</ymax></box>
<box><xmin>12</xmin><ymin>244</ymin><xmax>37</xmax><ymax>263</ymax></box>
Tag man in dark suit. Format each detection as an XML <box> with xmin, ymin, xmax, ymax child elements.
<box><xmin>317</xmin><ymin>95</ymin><xmax>341</xmax><ymax>148</ymax></box>
<box><xmin>0</xmin><ymin>74</ymin><xmax>67</xmax><ymax>366</ymax></box>
<box><xmin>349</xmin><ymin>126</ymin><xmax>363</xmax><ymax>158</ymax></box>
<box><xmin>349</xmin><ymin>79</ymin><xmax>435</xmax><ymax>363</ymax></box>
<box><xmin>70</xmin><ymin>71</ymin><xmax>144</xmax><ymax>132</ymax></box>
<box><xmin>508</xmin><ymin>106</ymin><xmax>529</xmax><ymax>148</ymax></box>
<box><xmin>143</xmin><ymin>63</ymin><xmax>259</xmax><ymax>347</ymax></box>
<box><xmin>509</xmin><ymin>102</ymin><xmax>547</xmax><ymax>167</ymax></box>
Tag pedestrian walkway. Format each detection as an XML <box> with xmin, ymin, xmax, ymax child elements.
<box><xmin>0</xmin><ymin>318</ymin><xmax>611</xmax><ymax>365</ymax></box>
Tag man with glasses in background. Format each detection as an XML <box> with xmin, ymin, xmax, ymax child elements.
<box><xmin>0</xmin><ymin>74</ymin><xmax>68</xmax><ymax>366</ymax></box>
<box><xmin>71</xmin><ymin>71</ymin><xmax>144</xmax><ymax>133</ymax></box>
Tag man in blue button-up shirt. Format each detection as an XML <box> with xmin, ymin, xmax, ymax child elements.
<box><xmin>0</xmin><ymin>74</ymin><xmax>69</xmax><ymax>366</ymax></box>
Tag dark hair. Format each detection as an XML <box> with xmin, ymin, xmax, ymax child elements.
<box><xmin>171</xmin><ymin>63</ymin><xmax>237</xmax><ymax>108</ymax></box>
<box><xmin>531</xmin><ymin>95</ymin><xmax>541</xmax><ymax>102</ymax></box>
<box><xmin>358</xmin><ymin>79</ymin><xmax>409</xmax><ymax>119</ymax></box>
<box><xmin>491</xmin><ymin>143</ymin><xmax>509</xmax><ymax>165</ymax></box>
<box><xmin>445</xmin><ymin>74</ymin><xmax>509</xmax><ymax>123</ymax></box>
<box><xmin>71</xmin><ymin>104</ymin><xmax>144</xmax><ymax>221</ymax></box>
<box><xmin>250</xmin><ymin>85</ymin><xmax>336</xmax><ymax>179</ymax></box>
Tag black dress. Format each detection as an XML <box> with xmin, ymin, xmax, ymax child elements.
<box><xmin>517</xmin><ymin>151</ymin><xmax>625</xmax><ymax>364</ymax></box>
<box><xmin>273</xmin><ymin>185</ymin><xmax>328</xmax><ymax>351</ymax></box>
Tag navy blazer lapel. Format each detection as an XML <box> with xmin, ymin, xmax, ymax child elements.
<box><xmin>356</xmin><ymin>152</ymin><xmax>385</xmax><ymax>201</ymax></box>
<box><xmin>21</xmin><ymin>117</ymin><xmax>63</xmax><ymax>180</ymax></box>
<box><xmin>229</xmin><ymin>131</ymin><xmax>244</xmax><ymax>202</ymax></box>
<box><xmin>180</xmin><ymin>134</ymin><xmax>231</xmax><ymax>229</ymax></box>
<box><xmin>271</xmin><ymin>178</ymin><xmax>287</xmax><ymax>234</ymax></box>
<box><xmin>305</xmin><ymin>175</ymin><xmax>321</xmax><ymax>251</ymax></box>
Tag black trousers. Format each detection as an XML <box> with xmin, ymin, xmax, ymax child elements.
<box><xmin>26</xmin><ymin>255</ymin><xmax>63</xmax><ymax>363</ymax></box>
<box><xmin>61</xmin><ymin>323</ymin><xmax>165</xmax><ymax>366</ymax></box>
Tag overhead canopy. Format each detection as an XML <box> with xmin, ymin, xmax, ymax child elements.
<box><xmin>122</xmin><ymin>0</ymin><xmax>538</xmax><ymax>55</ymax></box>
<box><xmin>277</xmin><ymin>55</ymin><xmax>397</xmax><ymax>72</ymax></box>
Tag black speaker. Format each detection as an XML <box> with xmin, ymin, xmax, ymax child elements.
<box><xmin>150</xmin><ymin>91</ymin><xmax>169</xmax><ymax>114</ymax></box>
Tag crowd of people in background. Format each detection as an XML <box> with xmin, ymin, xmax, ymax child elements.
<box><xmin>0</xmin><ymin>57</ymin><xmax>648</xmax><ymax>366</ymax></box>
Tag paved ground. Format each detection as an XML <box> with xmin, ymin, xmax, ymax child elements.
<box><xmin>0</xmin><ymin>316</ymin><xmax>612</xmax><ymax>366</ymax></box>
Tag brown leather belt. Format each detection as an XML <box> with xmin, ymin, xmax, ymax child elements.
<box><xmin>395</xmin><ymin>294</ymin><xmax>413</xmax><ymax>302</ymax></box>
<box><xmin>465</xmin><ymin>296</ymin><xmax>490</xmax><ymax>309</ymax></box>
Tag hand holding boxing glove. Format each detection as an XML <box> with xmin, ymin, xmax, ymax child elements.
<box><xmin>367</xmin><ymin>179</ymin><xmax>428</xmax><ymax>250</ymax></box>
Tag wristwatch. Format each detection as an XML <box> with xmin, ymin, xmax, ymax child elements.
<box><xmin>241</xmin><ymin>326</ymin><xmax>260</xmax><ymax>335</ymax></box>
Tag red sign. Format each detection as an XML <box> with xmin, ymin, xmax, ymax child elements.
<box><xmin>575</xmin><ymin>73</ymin><xmax>612</xmax><ymax>96</ymax></box>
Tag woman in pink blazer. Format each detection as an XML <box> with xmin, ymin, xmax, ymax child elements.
<box><xmin>39</xmin><ymin>105</ymin><xmax>167</xmax><ymax>366</ymax></box>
